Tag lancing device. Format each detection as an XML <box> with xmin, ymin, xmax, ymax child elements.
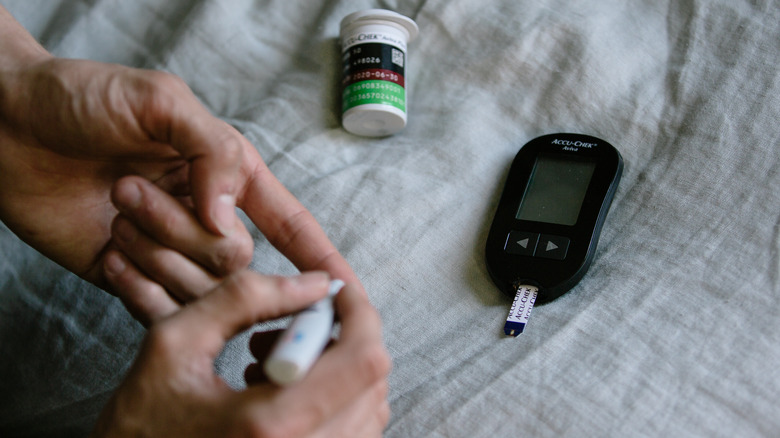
<box><xmin>264</xmin><ymin>279</ymin><xmax>345</xmax><ymax>385</ymax></box>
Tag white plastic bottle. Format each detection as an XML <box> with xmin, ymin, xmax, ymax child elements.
<box><xmin>340</xmin><ymin>9</ymin><xmax>418</xmax><ymax>137</ymax></box>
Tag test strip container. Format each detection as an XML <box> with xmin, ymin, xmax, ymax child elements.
<box><xmin>340</xmin><ymin>9</ymin><xmax>418</xmax><ymax>137</ymax></box>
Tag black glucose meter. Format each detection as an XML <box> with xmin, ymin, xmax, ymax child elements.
<box><xmin>486</xmin><ymin>133</ymin><xmax>623</xmax><ymax>310</ymax></box>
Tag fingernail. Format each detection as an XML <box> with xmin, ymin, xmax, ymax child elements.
<box><xmin>213</xmin><ymin>194</ymin><xmax>236</xmax><ymax>236</ymax></box>
<box><xmin>292</xmin><ymin>271</ymin><xmax>331</xmax><ymax>291</ymax></box>
<box><xmin>113</xmin><ymin>218</ymin><xmax>137</xmax><ymax>244</ymax></box>
<box><xmin>104</xmin><ymin>252</ymin><xmax>126</xmax><ymax>277</ymax></box>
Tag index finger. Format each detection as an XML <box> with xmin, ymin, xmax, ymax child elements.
<box><xmin>239</xmin><ymin>161</ymin><xmax>361</xmax><ymax>288</ymax></box>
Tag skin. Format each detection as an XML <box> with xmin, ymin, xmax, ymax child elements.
<box><xmin>91</xmin><ymin>270</ymin><xmax>392</xmax><ymax>438</ymax></box>
<box><xmin>0</xmin><ymin>6</ymin><xmax>249</xmax><ymax>287</ymax></box>
<box><xmin>0</xmin><ymin>5</ymin><xmax>392</xmax><ymax>436</ymax></box>
<box><xmin>99</xmin><ymin>177</ymin><xmax>392</xmax><ymax>438</ymax></box>
<box><xmin>0</xmin><ymin>5</ymin><xmax>360</xmax><ymax>315</ymax></box>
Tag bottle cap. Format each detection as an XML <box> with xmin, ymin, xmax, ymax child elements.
<box><xmin>340</xmin><ymin>9</ymin><xmax>419</xmax><ymax>42</ymax></box>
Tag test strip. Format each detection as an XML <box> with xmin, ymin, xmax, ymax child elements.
<box><xmin>264</xmin><ymin>279</ymin><xmax>345</xmax><ymax>385</ymax></box>
<box><xmin>504</xmin><ymin>284</ymin><xmax>539</xmax><ymax>337</ymax></box>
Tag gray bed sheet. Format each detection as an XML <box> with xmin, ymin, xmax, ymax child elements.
<box><xmin>1</xmin><ymin>0</ymin><xmax>778</xmax><ymax>436</ymax></box>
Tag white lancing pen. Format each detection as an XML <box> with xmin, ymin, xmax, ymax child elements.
<box><xmin>264</xmin><ymin>279</ymin><xmax>345</xmax><ymax>386</ymax></box>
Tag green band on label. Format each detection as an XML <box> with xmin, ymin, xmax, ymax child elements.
<box><xmin>342</xmin><ymin>80</ymin><xmax>405</xmax><ymax>113</ymax></box>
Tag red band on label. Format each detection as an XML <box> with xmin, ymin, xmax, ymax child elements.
<box><xmin>343</xmin><ymin>68</ymin><xmax>405</xmax><ymax>88</ymax></box>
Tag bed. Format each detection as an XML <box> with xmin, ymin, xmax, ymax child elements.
<box><xmin>1</xmin><ymin>0</ymin><xmax>778</xmax><ymax>436</ymax></box>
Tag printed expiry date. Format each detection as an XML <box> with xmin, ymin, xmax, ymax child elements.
<box><xmin>352</xmin><ymin>71</ymin><xmax>400</xmax><ymax>82</ymax></box>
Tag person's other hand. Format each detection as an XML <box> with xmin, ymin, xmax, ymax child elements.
<box><xmin>1</xmin><ymin>7</ymin><xmax>353</xmax><ymax>309</ymax></box>
<box><xmin>91</xmin><ymin>271</ymin><xmax>391</xmax><ymax>438</ymax></box>
<box><xmin>0</xmin><ymin>9</ymin><xmax>252</xmax><ymax>285</ymax></box>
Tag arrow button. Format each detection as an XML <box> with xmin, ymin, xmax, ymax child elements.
<box><xmin>537</xmin><ymin>234</ymin><xmax>570</xmax><ymax>260</ymax></box>
<box><xmin>505</xmin><ymin>231</ymin><xmax>539</xmax><ymax>256</ymax></box>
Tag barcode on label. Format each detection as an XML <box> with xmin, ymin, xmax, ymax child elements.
<box><xmin>391</xmin><ymin>48</ymin><xmax>404</xmax><ymax>67</ymax></box>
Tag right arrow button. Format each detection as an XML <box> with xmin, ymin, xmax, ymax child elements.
<box><xmin>537</xmin><ymin>235</ymin><xmax>570</xmax><ymax>260</ymax></box>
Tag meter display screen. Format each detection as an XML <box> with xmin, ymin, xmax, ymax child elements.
<box><xmin>515</xmin><ymin>154</ymin><xmax>597</xmax><ymax>226</ymax></box>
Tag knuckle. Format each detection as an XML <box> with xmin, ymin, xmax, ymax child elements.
<box><xmin>235</xmin><ymin>235</ymin><xmax>255</xmax><ymax>266</ymax></box>
<box><xmin>143</xmin><ymin>322</ymin><xmax>181</xmax><ymax>357</ymax></box>
<box><xmin>156</xmin><ymin>211</ymin><xmax>183</xmax><ymax>239</ymax></box>
<box><xmin>135</xmin><ymin>71</ymin><xmax>192</xmax><ymax>127</ymax></box>
<box><xmin>221</xmin><ymin>271</ymin><xmax>255</xmax><ymax>300</ymax></box>
<box><xmin>270</xmin><ymin>275</ymin><xmax>299</xmax><ymax>294</ymax></box>
<box><xmin>205</xmin><ymin>126</ymin><xmax>245</xmax><ymax>172</ymax></box>
<box><xmin>210</xmin><ymin>232</ymin><xmax>254</xmax><ymax>275</ymax></box>
<box><xmin>219</xmin><ymin>132</ymin><xmax>245</xmax><ymax>161</ymax></box>
<box><xmin>219</xmin><ymin>270</ymin><xmax>272</xmax><ymax>312</ymax></box>
<box><xmin>114</xmin><ymin>281</ymin><xmax>165</xmax><ymax>325</ymax></box>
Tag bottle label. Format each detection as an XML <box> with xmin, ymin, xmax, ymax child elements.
<box><xmin>342</xmin><ymin>41</ymin><xmax>406</xmax><ymax>113</ymax></box>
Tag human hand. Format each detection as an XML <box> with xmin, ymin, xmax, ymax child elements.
<box><xmin>90</xmin><ymin>271</ymin><xmax>391</xmax><ymax>438</ymax></box>
<box><xmin>101</xmin><ymin>176</ymin><xmax>392</xmax><ymax>436</ymax></box>
<box><xmin>104</xmin><ymin>173</ymin><xmax>361</xmax><ymax>326</ymax></box>
<box><xmin>0</xmin><ymin>31</ymin><xmax>251</xmax><ymax>285</ymax></box>
<box><xmin>0</xmin><ymin>7</ymin><xmax>353</xmax><ymax>306</ymax></box>
<box><xmin>103</xmin><ymin>175</ymin><xmax>241</xmax><ymax>324</ymax></box>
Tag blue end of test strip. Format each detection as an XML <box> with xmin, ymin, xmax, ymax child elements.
<box><xmin>504</xmin><ymin>321</ymin><xmax>527</xmax><ymax>336</ymax></box>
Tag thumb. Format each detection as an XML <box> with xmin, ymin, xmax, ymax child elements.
<box><xmin>168</xmin><ymin>271</ymin><xmax>331</xmax><ymax>358</ymax></box>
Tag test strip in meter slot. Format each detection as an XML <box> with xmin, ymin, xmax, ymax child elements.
<box><xmin>486</xmin><ymin>133</ymin><xmax>623</xmax><ymax>336</ymax></box>
<box><xmin>504</xmin><ymin>285</ymin><xmax>539</xmax><ymax>336</ymax></box>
